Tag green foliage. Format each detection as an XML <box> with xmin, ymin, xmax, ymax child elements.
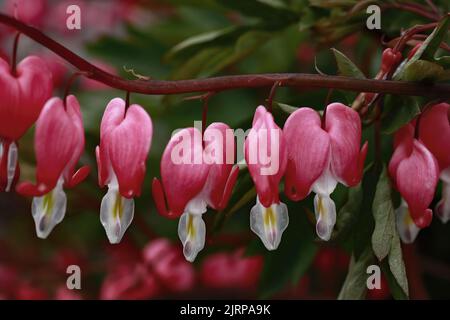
<box><xmin>371</xmin><ymin>166</ymin><xmax>395</xmax><ymax>261</ymax></box>
<box><xmin>338</xmin><ymin>245</ymin><xmax>374</xmax><ymax>300</ymax></box>
<box><xmin>395</xmin><ymin>15</ymin><xmax>450</xmax><ymax>82</ymax></box>
<box><xmin>332</xmin><ymin>48</ymin><xmax>366</xmax><ymax>79</ymax></box>
<box><xmin>381</xmin><ymin>95</ymin><xmax>421</xmax><ymax>135</ymax></box>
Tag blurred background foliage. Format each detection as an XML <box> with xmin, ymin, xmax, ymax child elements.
<box><xmin>0</xmin><ymin>0</ymin><xmax>449</xmax><ymax>299</ymax></box>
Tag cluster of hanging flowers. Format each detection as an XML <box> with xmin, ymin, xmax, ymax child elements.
<box><xmin>389</xmin><ymin>103</ymin><xmax>450</xmax><ymax>243</ymax></box>
<box><xmin>1</xmin><ymin>50</ymin><xmax>449</xmax><ymax>263</ymax></box>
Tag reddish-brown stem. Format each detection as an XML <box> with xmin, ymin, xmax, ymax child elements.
<box><xmin>63</xmin><ymin>71</ymin><xmax>90</xmax><ymax>108</ymax></box>
<box><xmin>125</xmin><ymin>91</ymin><xmax>130</xmax><ymax>110</ymax></box>
<box><xmin>0</xmin><ymin>14</ymin><xmax>448</xmax><ymax>100</ymax></box>
<box><xmin>201</xmin><ymin>93</ymin><xmax>212</xmax><ymax>139</ymax></box>
<box><xmin>266</xmin><ymin>81</ymin><xmax>281</xmax><ymax>113</ymax></box>
<box><xmin>383</xmin><ymin>2</ymin><xmax>439</xmax><ymax>21</ymax></box>
<box><xmin>11</xmin><ymin>31</ymin><xmax>20</xmax><ymax>76</ymax></box>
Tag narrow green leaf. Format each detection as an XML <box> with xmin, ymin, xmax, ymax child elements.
<box><xmin>217</xmin><ymin>0</ymin><xmax>299</xmax><ymax>28</ymax></box>
<box><xmin>170</xmin><ymin>30</ymin><xmax>272</xmax><ymax>79</ymax></box>
<box><xmin>388</xmin><ymin>234</ymin><xmax>409</xmax><ymax>297</ymax></box>
<box><xmin>166</xmin><ymin>26</ymin><xmax>244</xmax><ymax>61</ymax></box>
<box><xmin>381</xmin><ymin>260</ymin><xmax>408</xmax><ymax>300</ymax></box>
<box><xmin>332</xmin><ymin>48</ymin><xmax>366</xmax><ymax>79</ymax></box>
<box><xmin>274</xmin><ymin>102</ymin><xmax>299</xmax><ymax>114</ymax></box>
<box><xmin>371</xmin><ymin>166</ymin><xmax>395</xmax><ymax>261</ymax></box>
<box><xmin>338</xmin><ymin>245</ymin><xmax>374</xmax><ymax>300</ymax></box>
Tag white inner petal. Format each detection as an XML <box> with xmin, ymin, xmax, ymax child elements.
<box><xmin>250</xmin><ymin>197</ymin><xmax>289</xmax><ymax>251</ymax></box>
<box><xmin>100</xmin><ymin>174</ymin><xmax>135</xmax><ymax>244</ymax></box>
<box><xmin>436</xmin><ymin>180</ymin><xmax>450</xmax><ymax>224</ymax></box>
<box><xmin>32</xmin><ymin>177</ymin><xmax>67</xmax><ymax>239</ymax></box>
<box><xmin>312</xmin><ymin>166</ymin><xmax>338</xmax><ymax>196</ymax></box>
<box><xmin>185</xmin><ymin>195</ymin><xmax>208</xmax><ymax>215</ymax></box>
<box><xmin>5</xmin><ymin>142</ymin><xmax>18</xmax><ymax>192</ymax></box>
<box><xmin>178</xmin><ymin>211</ymin><xmax>206</xmax><ymax>262</ymax></box>
<box><xmin>313</xmin><ymin>193</ymin><xmax>336</xmax><ymax>241</ymax></box>
<box><xmin>396</xmin><ymin>199</ymin><xmax>420</xmax><ymax>244</ymax></box>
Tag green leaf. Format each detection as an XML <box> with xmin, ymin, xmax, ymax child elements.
<box><xmin>216</xmin><ymin>0</ymin><xmax>299</xmax><ymax>28</ymax></box>
<box><xmin>274</xmin><ymin>102</ymin><xmax>299</xmax><ymax>114</ymax></box>
<box><xmin>338</xmin><ymin>245</ymin><xmax>375</xmax><ymax>300</ymax></box>
<box><xmin>380</xmin><ymin>260</ymin><xmax>408</xmax><ymax>300</ymax></box>
<box><xmin>381</xmin><ymin>95</ymin><xmax>421</xmax><ymax>135</ymax></box>
<box><xmin>417</xmin><ymin>15</ymin><xmax>450</xmax><ymax>62</ymax></box>
<box><xmin>165</xmin><ymin>26</ymin><xmax>249</xmax><ymax>61</ymax></box>
<box><xmin>170</xmin><ymin>30</ymin><xmax>272</xmax><ymax>79</ymax></box>
<box><xmin>259</xmin><ymin>211</ymin><xmax>317</xmax><ymax>298</ymax></box>
<box><xmin>332</xmin><ymin>183</ymin><xmax>363</xmax><ymax>241</ymax></box>
<box><xmin>388</xmin><ymin>233</ymin><xmax>409</xmax><ymax>298</ymax></box>
<box><xmin>399</xmin><ymin>59</ymin><xmax>445</xmax><ymax>82</ymax></box>
<box><xmin>371</xmin><ymin>166</ymin><xmax>395</xmax><ymax>261</ymax></box>
<box><xmin>332</xmin><ymin>48</ymin><xmax>366</xmax><ymax>79</ymax></box>
<box><xmin>394</xmin><ymin>15</ymin><xmax>450</xmax><ymax>80</ymax></box>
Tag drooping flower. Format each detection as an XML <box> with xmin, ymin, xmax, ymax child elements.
<box><xmin>16</xmin><ymin>96</ymin><xmax>89</xmax><ymax>238</ymax></box>
<box><xmin>389</xmin><ymin>123</ymin><xmax>439</xmax><ymax>233</ymax></box>
<box><xmin>283</xmin><ymin>103</ymin><xmax>368</xmax><ymax>241</ymax></box>
<box><xmin>244</xmin><ymin>106</ymin><xmax>288</xmax><ymax>250</ymax></box>
<box><xmin>96</xmin><ymin>98</ymin><xmax>153</xmax><ymax>244</ymax></box>
<box><xmin>418</xmin><ymin>103</ymin><xmax>450</xmax><ymax>223</ymax></box>
<box><xmin>0</xmin><ymin>56</ymin><xmax>52</xmax><ymax>192</ymax></box>
<box><xmin>152</xmin><ymin>123</ymin><xmax>238</xmax><ymax>262</ymax></box>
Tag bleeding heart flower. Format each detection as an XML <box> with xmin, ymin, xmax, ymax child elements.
<box><xmin>200</xmin><ymin>248</ymin><xmax>263</xmax><ymax>291</ymax></box>
<box><xmin>0</xmin><ymin>56</ymin><xmax>52</xmax><ymax>192</ymax></box>
<box><xmin>143</xmin><ymin>238</ymin><xmax>196</xmax><ymax>292</ymax></box>
<box><xmin>389</xmin><ymin>123</ymin><xmax>439</xmax><ymax>231</ymax></box>
<box><xmin>418</xmin><ymin>103</ymin><xmax>450</xmax><ymax>224</ymax></box>
<box><xmin>152</xmin><ymin>123</ymin><xmax>238</xmax><ymax>262</ymax></box>
<box><xmin>244</xmin><ymin>106</ymin><xmax>288</xmax><ymax>251</ymax></box>
<box><xmin>283</xmin><ymin>103</ymin><xmax>367</xmax><ymax>241</ymax></box>
<box><xmin>96</xmin><ymin>98</ymin><xmax>153</xmax><ymax>244</ymax></box>
<box><xmin>16</xmin><ymin>95</ymin><xmax>89</xmax><ymax>239</ymax></box>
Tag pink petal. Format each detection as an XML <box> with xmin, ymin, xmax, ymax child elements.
<box><xmin>203</xmin><ymin>122</ymin><xmax>238</xmax><ymax>210</ymax></box>
<box><xmin>283</xmin><ymin>107</ymin><xmax>330</xmax><ymax>200</ymax></box>
<box><xmin>0</xmin><ymin>56</ymin><xmax>52</xmax><ymax>140</ymax></box>
<box><xmin>154</xmin><ymin>128</ymin><xmax>210</xmax><ymax>218</ymax></box>
<box><xmin>61</xmin><ymin>95</ymin><xmax>87</xmax><ymax>187</ymax></box>
<box><xmin>392</xmin><ymin>140</ymin><xmax>439</xmax><ymax>228</ymax></box>
<box><xmin>108</xmin><ymin>103</ymin><xmax>153</xmax><ymax>198</ymax></box>
<box><xmin>419</xmin><ymin>103</ymin><xmax>450</xmax><ymax>172</ymax></box>
<box><xmin>32</xmin><ymin>97</ymin><xmax>82</xmax><ymax>193</ymax></box>
<box><xmin>96</xmin><ymin>98</ymin><xmax>126</xmax><ymax>187</ymax></box>
<box><xmin>245</xmin><ymin>106</ymin><xmax>286</xmax><ymax>207</ymax></box>
<box><xmin>325</xmin><ymin>103</ymin><xmax>366</xmax><ymax>187</ymax></box>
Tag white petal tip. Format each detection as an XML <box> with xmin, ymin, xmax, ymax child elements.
<box><xmin>313</xmin><ymin>194</ymin><xmax>336</xmax><ymax>242</ymax></box>
<box><xmin>178</xmin><ymin>212</ymin><xmax>206</xmax><ymax>263</ymax></box>
<box><xmin>100</xmin><ymin>188</ymin><xmax>135</xmax><ymax>245</ymax></box>
<box><xmin>396</xmin><ymin>202</ymin><xmax>420</xmax><ymax>244</ymax></box>
<box><xmin>250</xmin><ymin>200</ymin><xmax>289</xmax><ymax>251</ymax></box>
<box><xmin>31</xmin><ymin>182</ymin><xmax>67</xmax><ymax>239</ymax></box>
